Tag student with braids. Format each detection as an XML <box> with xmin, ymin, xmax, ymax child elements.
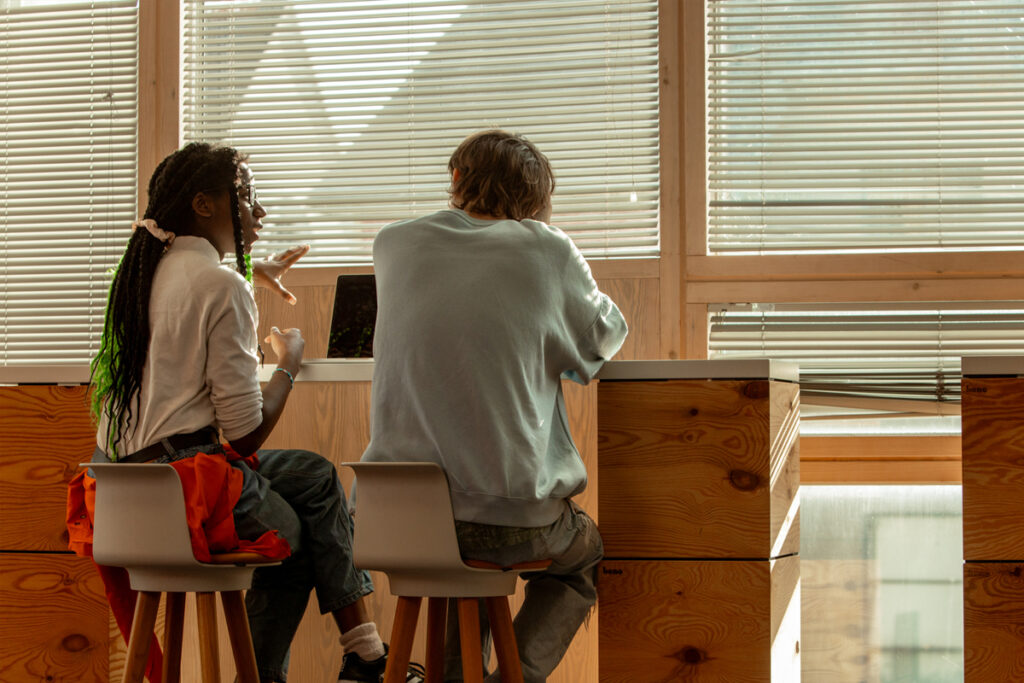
<box><xmin>70</xmin><ymin>142</ymin><xmax>409</xmax><ymax>683</ymax></box>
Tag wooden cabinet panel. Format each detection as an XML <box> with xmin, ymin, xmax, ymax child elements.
<box><xmin>0</xmin><ymin>554</ymin><xmax>108</xmax><ymax>682</ymax></box>
<box><xmin>964</xmin><ymin>561</ymin><xmax>1024</xmax><ymax>682</ymax></box>
<box><xmin>597</xmin><ymin>557</ymin><xmax>800</xmax><ymax>682</ymax></box>
<box><xmin>598</xmin><ymin>380</ymin><xmax>799</xmax><ymax>559</ymax></box>
<box><xmin>0</xmin><ymin>386</ymin><xmax>94</xmax><ymax>551</ymax></box>
<box><xmin>962</xmin><ymin>376</ymin><xmax>1024</xmax><ymax>561</ymax></box>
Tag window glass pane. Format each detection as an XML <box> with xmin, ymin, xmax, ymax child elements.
<box><xmin>706</xmin><ymin>0</ymin><xmax>1024</xmax><ymax>254</ymax></box>
<box><xmin>0</xmin><ymin>1</ymin><xmax>137</xmax><ymax>365</ymax></box>
<box><xmin>181</xmin><ymin>0</ymin><xmax>661</xmax><ymax>264</ymax></box>
<box><xmin>802</xmin><ymin>485</ymin><xmax>963</xmax><ymax>682</ymax></box>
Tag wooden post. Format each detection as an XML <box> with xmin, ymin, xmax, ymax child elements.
<box><xmin>962</xmin><ymin>356</ymin><xmax>1024</xmax><ymax>681</ymax></box>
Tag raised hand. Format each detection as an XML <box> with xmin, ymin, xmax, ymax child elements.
<box><xmin>253</xmin><ymin>244</ymin><xmax>311</xmax><ymax>305</ymax></box>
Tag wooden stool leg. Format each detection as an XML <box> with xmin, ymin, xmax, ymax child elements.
<box><xmin>425</xmin><ymin>597</ymin><xmax>448</xmax><ymax>683</ymax></box>
<box><xmin>485</xmin><ymin>596</ymin><xmax>523</xmax><ymax>683</ymax></box>
<box><xmin>196</xmin><ymin>591</ymin><xmax>221</xmax><ymax>683</ymax></box>
<box><xmin>122</xmin><ymin>591</ymin><xmax>161</xmax><ymax>683</ymax></box>
<box><xmin>221</xmin><ymin>590</ymin><xmax>260</xmax><ymax>683</ymax></box>
<box><xmin>162</xmin><ymin>592</ymin><xmax>186</xmax><ymax>683</ymax></box>
<box><xmin>385</xmin><ymin>596</ymin><xmax>422</xmax><ymax>683</ymax></box>
<box><xmin>457</xmin><ymin>598</ymin><xmax>484</xmax><ymax>683</ymax></box>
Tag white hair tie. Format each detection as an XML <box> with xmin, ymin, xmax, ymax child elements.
<box><xmin>132</xmin><ymin>219</ymin><xmax>175</xmax><ymax>246</ymax></box>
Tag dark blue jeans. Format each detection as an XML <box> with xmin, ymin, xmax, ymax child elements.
<box><xmin>231</xmin><ymin>449</ymin><xmax>373</xmax><ymax>683</ymax></box>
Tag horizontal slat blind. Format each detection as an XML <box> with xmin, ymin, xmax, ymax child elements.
<box><xmin>706</xmin><ymin>0</ymin><xmax>1024</xmax><ymax>253</ymax></box>
<box><xmin>708</xmin><ymin>302</ymin><xmax>1024</xmax><ymax>406</ymax></box>
<box><xmin>181</xmin><ymin>0</ymin><xmax>660</xmax><ymax>264</ymax></box>
<box><xmin>0</xmin><ymin>1</ymin><xmax>137</xmax><ymax>365</ymax></box>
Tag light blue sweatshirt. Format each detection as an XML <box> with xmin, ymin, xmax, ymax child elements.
<box><xmin>362</xmin><ymin>209</ymin><xmax>628</xmax><ymax>527</ymax></box>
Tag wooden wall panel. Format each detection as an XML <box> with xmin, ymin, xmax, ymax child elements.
<box><xmin>598</xmin><ymin>556</ymin><xmax>799</xmax><ymax>682</ymax></box>
<box><xmin>802</xmin><ymin>435</ymin><xmax>961</xmax><ymax>485</ymax></box>
<box><xmin>964</xmin><ymin>561</ymin><xmax>1024</xmax><ymax>682</ymax></box>
<box><xmin>0</xmin><ymin>385</ymin><xmax>94</xmax><ymax>551</ymax></box>
<box><xmin>597</xmin><ymin>380</ymin><xmax>799</xmax><ymax>559</ymax></box>
<box><xmin>0</xmin><ymin>554</ymin><xmax>108</xmax><ymax>682</ymax></box>
<box><xmin>962</xmin><ymin>376</ymin><xmax>1024</xmax><ymax>561</ymax></box>
<box><xmin>596</xmin><ymin>277</ymin><xmax>661</xmax><ymax>361</ymax></box>
<box><xmin>256</xmin><ymin>284</ymin><xmax>337</xmax><ymax>361</ymax></box>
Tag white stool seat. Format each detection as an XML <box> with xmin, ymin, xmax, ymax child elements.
<box><xmin>346</xmin><ymin>461</ymin><xmax>546</xmax><ymax>683</ymax></box>
<box><xmin>87</xmin><ymin>462</ymin><xmax>280</xmax><ymax>683</ymax></box>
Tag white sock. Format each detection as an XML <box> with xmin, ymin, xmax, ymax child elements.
<box><xmin>339</xmin><ymin>622</ymin><xmax>385</xmax><ymax>662</ymax></box>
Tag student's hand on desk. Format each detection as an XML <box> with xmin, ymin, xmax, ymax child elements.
<box><xmin>252</xmin><ymin>244</ymin><xmax>311</xmax><ymax>305</ymax></box>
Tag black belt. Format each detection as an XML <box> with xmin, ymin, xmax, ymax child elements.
<box><xmin>105</xmin><ymin>426</ymin><xmax>221</xmax><ymax>464</ymax></box>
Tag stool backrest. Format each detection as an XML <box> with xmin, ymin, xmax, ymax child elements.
<box><xmin>87</xmin><ymin>462</ymin><xmax>199</xmax><ymax>568</ymax></box>
<box><xmin>345</xmin><ymin>462</ymin><xmax>467</xmax><ymax>573</ymax></box>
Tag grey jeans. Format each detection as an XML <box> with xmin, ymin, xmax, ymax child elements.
<box><xmin>231</xmin><ymin>449</ymin><xmax>374</xmax><ymax>683</ymax></box>
<box><xmin>443</xmin><ymin>501</ymin><xmax>603</xmax><ymax>683</ymax></box>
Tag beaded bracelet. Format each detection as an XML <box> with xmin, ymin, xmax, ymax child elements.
<box><xmin>274</xmin><ymin>367</ymin><xmax>295</xmax><ymax>388</ymax></box>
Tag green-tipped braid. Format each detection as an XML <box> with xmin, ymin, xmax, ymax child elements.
<box><xmin>244</xmin><ymin>252</ymin><xmax>254</xmax><ymax>284</ymax></box>
<box><xmin>90</xmin><ymin>251</ymin><xmax>127</xmax><ymax>460</ymax></box>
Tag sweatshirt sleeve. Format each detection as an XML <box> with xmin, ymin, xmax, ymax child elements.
<box><xmin>203</xmin><ymin>272</ymin><xmax>264</xmax><ymax>440</ymax></box>
<box><xmin>559</xmin><ymin>233</ymin><xmax>629</xmax><ymax>385</ymax></box>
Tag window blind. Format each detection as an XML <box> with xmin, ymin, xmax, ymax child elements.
<box><xmin>181</xmin><ymin>0</ymin><xmax>660</xmax><ymax>265</ymax></box>
<box><xmin>706</xmin><ymin>0</ymin><xmax>1024</xmax><ymax>253</ymax></box>
<box><xmin>708</xmin><ymin>302</ymin><xmax>1024</xmax><ymax>410</ymax></box>
<box><xmin>0</xmin><ymin>0</ymin><xmax>137</xmax><ymax>365</ymax></box>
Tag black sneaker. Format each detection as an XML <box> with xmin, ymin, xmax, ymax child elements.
<box><xmin>337</xmin><ymin>647</ymin><xmax>386</xmax><ymax>683</ymax></box>
<box><xmin>337</xmin><ymin>644</ymin><xmax>426</xmax><ymax>683</ymax></box>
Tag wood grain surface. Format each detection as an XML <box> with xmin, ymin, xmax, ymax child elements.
<box><xmin>0</xmin><ymin>554</ymin><xmax>108</xmax><ymax>682</ymax></box>
<box><xmin>598</xmin><ymin>277</ymin><xmax>661</xmax><ymax>361</ymax></box>
<box><xmin>598</xmin><ymin>380</ymin><xmax>799</xmax><ymax>559</ymax></box>
<box><xmin>597</xmin><ymin>557</ymin><xmax>800</xmax><ymax>682</ymax></box>
<box><xmin>964</xmin><ymin>561</ymin><xmax>1024</xmax><ymax>682</ymax></box>
<box><xmin>769</xmin><ymin>383</ymin><xmax>800</xmax><ymax>559</ymax></box>
<box><xmin>0</xmin><ymin>385</ymin><xmax>95</xmax><ymax>551</ymax></box>
<box><xmin>962</xmin><ymin>376</ymin><xmax>1024</xmax><ymax>561</ymax></box>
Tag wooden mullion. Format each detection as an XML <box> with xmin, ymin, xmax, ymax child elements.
<box><xmin>687</xmin><ymin>277</ymin><xmax>1024</xmax><ymax>304</ymax></box>
<box><xmin>137</xmin><ymin>0</ymin><xmax>180</xmax><ymax>215</ymax></box>
<box><xmin>658</xmin><ymin>0</ymin><xmax>684</xmax><ymax>360</ymax></box>
<box><xmin>689</xmin><ymin>251</ymin><xmax>1024</xmax><ymax>282</ymax></box>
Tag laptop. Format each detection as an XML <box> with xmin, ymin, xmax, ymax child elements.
<box><xmin>326</xmin><ymin>274</ymin><xmax>377</xmax><ymax>358</ymax></box>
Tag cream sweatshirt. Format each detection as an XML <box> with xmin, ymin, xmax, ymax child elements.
<box><xmin>95</xmin><ymin>236</ymin><xmax>263</xmax><ymax>458</ymax></box>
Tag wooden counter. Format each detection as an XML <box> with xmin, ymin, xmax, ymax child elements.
<box><xmin>0</xmin><ymin>359</ymin><xmax>800</xmax><ymax>682</ymax></box>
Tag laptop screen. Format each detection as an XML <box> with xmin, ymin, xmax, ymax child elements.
<box><xmin>326</xmin><ymin>274</ymin><xmax>377</xmax><ymax>358</ymax></box>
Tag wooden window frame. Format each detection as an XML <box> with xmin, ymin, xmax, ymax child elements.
<box><xmin>141</xmin><ymin>0</ymin><xmax>996</xmax><ymax>483</ymax></box>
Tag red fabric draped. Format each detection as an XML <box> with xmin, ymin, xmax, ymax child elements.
<box><xmin>66</xmin><ymin>450</ymin><xmax>291</xmax><ymax>682</ymax></box>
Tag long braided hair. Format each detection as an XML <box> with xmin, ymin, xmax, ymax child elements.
<box><xmin>91</xmin><ymin>142</ymin><xmax>250</xmax><ymax>459</ymax></box>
